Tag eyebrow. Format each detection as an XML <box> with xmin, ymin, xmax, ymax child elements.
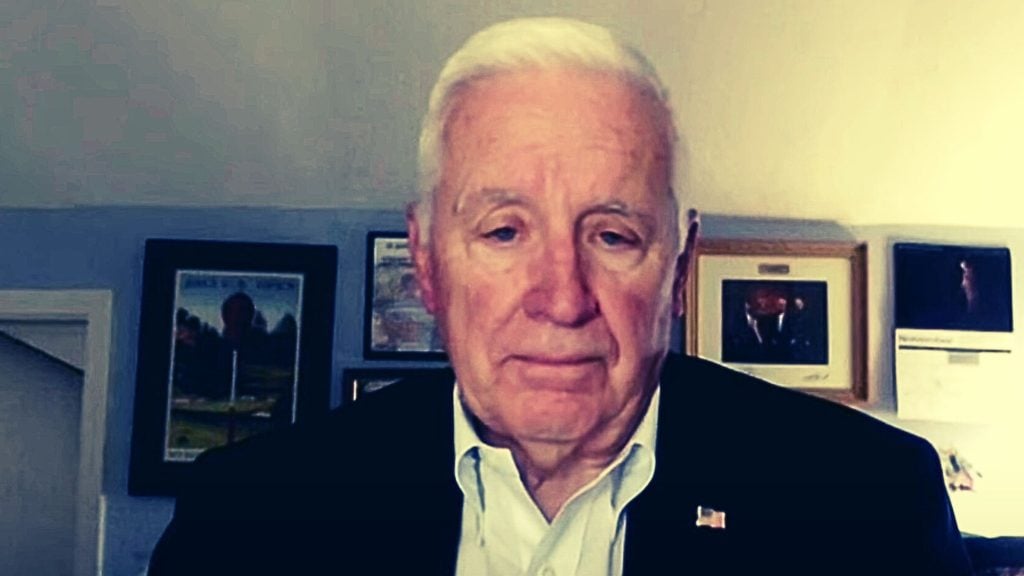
<box><xmin>453</xmin><ymin>188</ymin><xmax>659</xmax><ymax>230</ymax></box>
<box><xmin>452</xmin><ymin>188</ymin><xmax>526</xmax><ymax>217</ymax></box>
<box><xmin>583</xmin><ymin>199</ymin><xmax>632</xmax><ymax>217</ymax></box>
<box><xmin>581</xmin><ymin>201</ymin><xmax>658</xmax><ymax>230</ymax></box>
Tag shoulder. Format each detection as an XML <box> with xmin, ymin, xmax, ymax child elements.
<box><xmin>654</xmin><ymin>355</ymin><xmax>969</xmax><ymax>573</ymax></box>
<box><xmin>658</xmin><ymin>354</ymin><xmax>936</xmax><ymax>481</ymax></box>
<box><xmin>186</xmin><ymin>366</ymin><xmax>457</xmax><ymax>488</ymax></box>
<box><xmin>150</xmin><ymin>368</ymin><xmax>458</xmax><ymax>574</ymax></box>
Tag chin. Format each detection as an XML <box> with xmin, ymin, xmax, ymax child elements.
<box><xmin>513</xmin><ymin>423</ymin><xmax>590</xmax><ymax>444</ymax></box>
<box><xmin>507</xmin><ymin>397</ymin><xmax>600</xmax><ymax>442</ymax></box>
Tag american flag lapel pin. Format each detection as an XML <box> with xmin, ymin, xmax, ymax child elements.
<box><xmin>695</xmin><ymin>506</ymin><xmax>727</xmax><ymax>529</ymax></box>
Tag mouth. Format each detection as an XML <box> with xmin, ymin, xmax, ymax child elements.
<box><xmin>511</xmin><ymin>354</ymin><xmax>604</xmax><ymax>366</ymax></box>
<box><xmin>507</xmin><ymin>354</ymin><xmax>604</xmax><ymax>389</ymax></box>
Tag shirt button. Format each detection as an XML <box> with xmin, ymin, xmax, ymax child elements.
<box><xmin>539</xmin><ymin>566</ymin><xmax>555</xmax><ymax>576</ymax></box>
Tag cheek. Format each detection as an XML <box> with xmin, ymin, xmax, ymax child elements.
<box><xmin>602</xmin><ymin>274</ymin><xmax>676</xmax><ymax>359</ymax></box>
<box><xmin>435</xmin><ymin>254</ymin><xmax>525</xmax><ymax>349</ymax></box>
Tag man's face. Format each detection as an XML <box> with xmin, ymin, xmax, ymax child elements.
<box><xmin>410</xmin><ymin>68</ymin><xmax>684</xmax><ymax>446</ymax></box>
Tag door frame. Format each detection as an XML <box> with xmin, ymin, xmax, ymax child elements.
<box><xmin>0</xmin><ymin>290</ymin><xmax>112</xmax><ymax>576</ymax></box>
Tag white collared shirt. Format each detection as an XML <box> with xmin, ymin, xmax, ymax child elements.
<box><xmin>453</xmin><ymin>386</ymin><xmax>659</xmax><ymax>576</ymax></box>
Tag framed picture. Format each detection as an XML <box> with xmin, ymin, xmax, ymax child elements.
<box><xmin>893</xmin><ymin>243</ymin><xmax>1015</xmax><ymax>423</ymax></box>
<box><xmin>129</xmin><ymin>239</ymin><xmax>337</xmax><ymax>495</ymax></box>
<box><xmin>894</xmin><ymin>242</ymin><xmax>1013</xmax><ymax>333</ymax></box>
<box><xmin>364</xmin><ymin>232</ymin><xmax>445</xmax><ymax>360</ymax></box>
<box><xmin>686</xmin><ymin>239</ymin><xmax>867</xmax><ymax>403</ymax></box>
<box><xmin>341</xmin><ymin>368</ymin><xmax>422</xmax><ymax>403</ymax></box>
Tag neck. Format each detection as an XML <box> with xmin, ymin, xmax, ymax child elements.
<box><xmin>507</xmin><ymin>442</ymin><xmax>617</xmax><ymax>522</ymax></box>
<box><xmin>475</xmin><ymin>384</ymin><xmax>657</xmax><ymax>522</ymax></box>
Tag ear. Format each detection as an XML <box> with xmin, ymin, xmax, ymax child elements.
<box><xmin>406</xmin><ymin>202</ymin><xmax>440</xmax><ymax>314</ymax></box>
<box><xmin>672</xmin><ymin>209</ymin><xmax>701</xmax><ymax>317</ymax></box>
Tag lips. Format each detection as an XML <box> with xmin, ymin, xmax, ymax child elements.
<box><xmin>508</xmin><ymin>354</ymin><xmax>604</xmax><ymax>390</ymax></box>
<box><xmin>512</xmin><ymin>354</ymin><xmax>603</xmax><ymax>365</ymax></box>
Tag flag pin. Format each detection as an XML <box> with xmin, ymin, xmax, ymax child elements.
<box><xmin>695</xmin><ymin>506</ymin><xmax>727</xmax><ymax>529</ymax></box>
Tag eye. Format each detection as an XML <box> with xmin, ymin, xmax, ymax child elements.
<box><xmin>598</xmin><ymin>230</ymin><xmax>630</xmax><ymax>247</ymax></box>
<box><xmin>596</xmin><ymin>229</ymin><xmax>640</xmax><ymax>249</ymax></box>
<box><xmin>484</xmin><ymin>226</ymin><xmax>518</xmax><ymax>243</ymax></box>
<box><xmin>584</xmin><ymin>218</ymin><xmax>649</xmax><ymax>270</ymax></box>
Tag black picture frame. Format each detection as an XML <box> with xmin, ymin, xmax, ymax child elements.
<box><xmin>341</xmin><ymin>368</ymin><xmax>423</xmax><ymax>403</ymax></box>
<box><xmin>128</xmin><ymin>239</ymin><xmax>337</xmax><ymax>496</ymax></box>
<box><xmin>363</xmin><ymin>232</ymin><xmax>446</xmax><ymax>360</ymax></box>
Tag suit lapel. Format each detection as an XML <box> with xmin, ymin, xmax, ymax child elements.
<box><xmin>623</xmin><ymin>355</ymin><xmax>740</xmax><ymax>575</ymax></box>
<box><xmin>333</xmin><ymin>369</ymin><xmax>465</xmax><ymax>575</ymax></box>
<box><xmin>397</xmin><ymin>478</ymin><xmax>463</xmax><ymax>574</ymax></box>
<box><xmin>405</xmin><ymin>370</ymin><xmax>463</xmax><ymax>574</ymax></box>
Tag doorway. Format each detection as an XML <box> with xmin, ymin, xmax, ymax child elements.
<box><xmin>0</xmin><ymin>291</ymin><xmax>112</xmax><ymax>576</ymax></box>
<box><xmin>0</xmin><ymin>323</ymin><xmax>85</xmax><ymax>575</ymax></box>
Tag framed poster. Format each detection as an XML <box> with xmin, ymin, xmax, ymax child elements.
<box><xmin>686</xmin><ymin>239</ymin><xmax>867</xmax><ymax>403</ymax></box>
<box><xmin>363</xmin><ymin>232</ymin><xmax>445</xmax><ymax>360</ymax></box>
<box><xmin>128</xmin><ymin>239</ymin><xmax>337</xmax><ymax>495</ymax></box>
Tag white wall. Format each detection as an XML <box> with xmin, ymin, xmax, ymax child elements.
<box><xmin>3</xmin><ymin>0</ymin><xmax>1024</xmax><ymax>226</ymax></box>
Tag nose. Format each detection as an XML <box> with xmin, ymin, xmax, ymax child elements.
<box><xmin>522</xmin><ymin>242</ymin><xmax>599</xmax><ymax>326</ymax></box>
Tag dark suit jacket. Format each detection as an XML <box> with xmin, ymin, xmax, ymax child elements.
<box><xmin>149</xmin><ymin>354</ymin><xmax>973</xmax><ymax>575</ymax></box>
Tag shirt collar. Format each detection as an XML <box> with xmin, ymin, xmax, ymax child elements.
<box><xmin>453</xmin><ymin>383</ymin><xmax>483</xmax><ymax>470</ymax></box>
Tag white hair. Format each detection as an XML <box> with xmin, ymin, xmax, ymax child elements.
<box><xmin>414</xmin><ymin>17</ymin><xmax>685</xmax><ymax>241</ymax></box>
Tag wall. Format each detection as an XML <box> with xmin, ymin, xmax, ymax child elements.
<box><xmin>0</xmin><ymin>320</ymin><xmax>88</xmax><ymax>369</ymax></box>
<box><xmin>3</xmin><ymin>0</ymin><xmax>1024</xmax><ymax>226</ymax></box>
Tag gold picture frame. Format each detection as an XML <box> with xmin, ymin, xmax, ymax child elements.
<box><xmin>686</xmin><ymin>239</ymin><xmax>867</xmax><ymax>403</ymax></box>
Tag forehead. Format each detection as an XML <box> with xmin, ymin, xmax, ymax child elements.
<box><xmin>440</xmin><ymin>67</ymin><xmax>673</xmax><ymax>192</ymax></box>
<box><xmin>445</xmin><ymin>67</ymin><xmax>670</xmax><ymax>149</ymax></box>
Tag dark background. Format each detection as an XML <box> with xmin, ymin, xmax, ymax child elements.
<box><xmin>721</xmin><ymin>279</ymin><xmax>829</xmax><ymax>365</ymax></box>
<box><xmin>894</xmin><ymin>243</ymin><xmax>1013</xmax><ymax>332</ymax></box>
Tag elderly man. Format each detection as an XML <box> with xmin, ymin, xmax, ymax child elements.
<box><xmin>150</xmin><ymin>18</ymin><xmax>972</xmax><ymax>575</ymax></box>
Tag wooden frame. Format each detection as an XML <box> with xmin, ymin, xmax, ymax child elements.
<box><xmin>129</xmin><ymin>239</ymin><xmax>337</xmax><ymax>495</ymax></box>
<box><xmin>686</xmin><ymin>239</ymin><xmax>867</xmax><ymax>403</ymax></box>
<box><xmin>363</xmin><ymin>232</ymin><xmax>446</xmax><ymax>360</ymax></box>
<box><xmin>341</xmin><ymin>368</ymin><xmax>422</xmax><ymax>403</ymax></box>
